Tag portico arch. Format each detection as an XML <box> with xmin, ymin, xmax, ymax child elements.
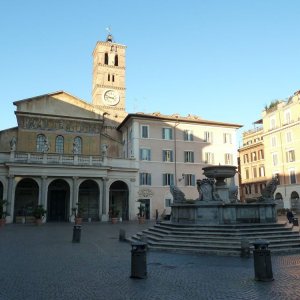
<box><xmin>14</xmin><ymin>178</ymin><xmax>39</xmax><ymax>221</ymax></box>
<box><xmin>47</xmin><ymin>179</ymin><xmax>70</xmax><ymax>222</ymax></box>
<box><xmin>291</xmin><ymin>191</ymin><xmax>300</xmax><ymax>211</ymax></box>
<box><xmin>109</xmin><ymin>181</ymin><xmax>129</xmax><ymax>221</ymax></box>
<box><xmin>78</xmin><ymin>180</ymin><xmax>99</xmax><ymax>221</ymax></box>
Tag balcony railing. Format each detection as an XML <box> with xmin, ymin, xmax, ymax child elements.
<box><xmin>1</xmin><ymin>151</ymin><xmax>138</xmax><ymax>169</ymax></box>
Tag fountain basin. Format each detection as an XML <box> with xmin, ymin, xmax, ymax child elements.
<box><xmin>203</xmin><ymin>165</ymin><xmax>237</xmax><ymax>186</ymax></box>
<box><xmin>171</xmin><ymin>202</ymin><xmax>277</xmax><ymax>225</ymax></box>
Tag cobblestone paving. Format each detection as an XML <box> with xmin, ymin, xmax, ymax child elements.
<box><xmin>1</xmin><ymin>221</ymin><xmax>300</xmax><ymax>300</ymax></box>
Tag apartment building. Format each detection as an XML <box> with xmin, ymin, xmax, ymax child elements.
<box><xmin>118</xmin><ymin>113</ymin><xmax>241</xmax><ymax>219</ymax></box>
<box><xmin>238</xmin><ymin>120</ymin><xmax>267</xmax><ymax>202</ymax></box>
<box><xmin>239</xmin><ymin>90</ymin><xmax>300</xmax><ymax>210</ymax></box>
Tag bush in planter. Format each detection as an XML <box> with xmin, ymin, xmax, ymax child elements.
<box><xmin>137</xmin><ymin>203</ymin><xmax>145</xmax><ymax>224</ymax></box>
<box><xmin>0</xmin><ymin>199</ymin><xmax>9</xmax><ymax>225</ymax></box>
<box><xmin>33</xmin><ymin>205</ymin><xmax>46</xmax><ymax>224</ymax></box>
<box><xmin>72</xmin><ymin>202</ymin><xmax>85</xmax><ymax>224</ymax></box>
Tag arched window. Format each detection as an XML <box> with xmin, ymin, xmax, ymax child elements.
<box><xmin>108</xmin><ymin>74</ymin><xmax>110</xmax><ymax>81</ymax></box>
<box><xmin>104</xmin><ymin>53</ymin><xmax>109</xmax><ymax>65</ymax></box>
<box><xmin>114</xmin><ymin>55</ymin><xmax>118</xmax><ymax>66</ymax></box>
<box><xmin>112</xmin><ymin>75</ymin><xmax>115</xmax><ymax>82</ymax></box>
<box><xmin>275</xmin><ymin>192</ymin><xmax>283</xmax><ymax>200</ymax></box>
<box><xmin>55</xmin><ymin>135</ymin><xmax>64</xmax><ymax>153</ymax></box>
<box><xmin>36</xmin><ymin>134</ymin><xmax>46</xmax><ymax>152</ymax></box>
<box><xmin>73</xmin><ymin>136</ymin><xmax>82</xmax><ymax>154</ymax></box>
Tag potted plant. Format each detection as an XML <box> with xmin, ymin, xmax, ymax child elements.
<box><xmin>109</xmin><ymin>208</ymin><xmax>119</xmax><ymax>224</ymax></box>
<box><xmin>0</xmin><ymin>199</ymin><xmax>9</xmax><ymax>226</ymax></box>
<box><xmin>137</xmin><ymin>203</ymin><xmax>145</xmax><ymax>224</ymax></box>
<box><xmin>73</xmin><ymin>202</ymin><xmax>85</xmax><ymax>225</ymax></box>
<box><xmin>33</xmin><ymin>205</ymin><xmax>47</xmax><ymax>225</ymax></box>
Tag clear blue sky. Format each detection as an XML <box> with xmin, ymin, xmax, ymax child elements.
<box><xmin>1</xmin><ymin>0</ymin><xmax>300</xmax><ymax>145</ymax></box>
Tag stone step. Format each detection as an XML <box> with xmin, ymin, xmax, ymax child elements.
<box><xmin>130</xmin><ymin>222</ymin><xmax>300</xmax><ymax>256</ymax></box>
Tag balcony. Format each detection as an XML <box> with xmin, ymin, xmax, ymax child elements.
<box><xmin>0</xmin><ymin>151</ymin><xmax>138</xmax><ymax>170</ymax></box>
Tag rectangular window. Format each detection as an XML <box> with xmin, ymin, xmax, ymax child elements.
<box><xmin>243</xmin><ymin>154</ymin><xmax>249</xmax><ymax>163</ymax></box>
<box><xmin>223</xmin><ymin>133</ymin><xmax>232</xmax><ymax>144</ymax></box>
<box><xmin>284</xmin><ymin>110</ymin><xmax>291</xmax><ymax>124</ymax></box>
<box><xmin>162</xmin><ymin>128</ymin><xmax>173</xmax><ymax>140</ymax></box>
<box><xmin>204</xmin><ymin>152</ymin><xmax>214</xmax><ymax>164</ymax></box>
<box><xmin>162</xmin><ymin>150</ymin><xmax>173</xmax><ymax>162</ymax></box>
<box><xmin>165</xmin><ymin>198</ymin><xmax>172</xmax><ymax>207</ymax></box>
<box><xmin>163</xmin><ymin>173</ymin><xmax>174</xmax><ymax>186</ymax></box>
<box><xmin>286</xmin><ymin>150</ymin><xmax>295</xmax><ymax>162</ymax></box>
<box><xmin>139</xmin><ymin>173</ymin><xmax>151</xmax><ymax>185</ymax></box>
<box><xmin>270</xmin><ymin>117</ymin><xmax>276</xmax><ymax>130</ymax></box>
<box><xmin>254</xmin><ymin>184</ymin><xmax>258</xmax><ymax>193</ymax></box>
<box><xmin>290</xmin><ymin>169</ymin><xmax>296</xmax><ymax>184</ymax></box>
<box><xmin>204</xmin><ymin>131</ymin><xmax>213</xmax><ymax>143</ymax></box>
<box><xmin>286</xmin><ymin>132</ymin><xmax>292</xmax><ymax>143</ymax></box>
<box><xmin>184</xmin><ymin>174</ymin><xmax>196</xmax><ymax>186</ymax></box>
<box><xmin>140</xmin><ymin>148</ymin><xmax>151</xmax><ymax>161</ymax></box>
<box><xmin>271</xmin><ymin>136</ymin><xmax>276</xmax><ymax>147</ymax></box>
<box><xmin>184</xmin><ymin>151</ymin><xmax>194</xmax><ymax>163</ymax></box>
<box><xmin>259</xmin><ymin>166</ymin><xmax>265</xmax><ymax>177</ymax></box>
<box><xmin>224</xmin><ymin>153</ymin><xmax>233</xmax><ymax>165</ymax></box>
<box><xmin>141</xmin><ymin>125</ymin><xmax>149</xmax><ymax>138</ymax></box>
<box><xmin>272</xmin><ymin>153</ymin><xmax>278</xmax><ymax>166</ymax></box>
<box><xmin>128</xmin><ymin>128</ymin><xmax>133</xmax><ymax>140</ymax></box>
<box><xmin>245</xmin><ymin>168</ymin><xmax>249</xmax><ymax>179</ymax></box>
<box><xmin>252</xmin><ymin>167</ymin><xmax>257</xmax><ymax>178</ymax></box>
<box><xmin>258</xmin><ymin>150</ymin><xmax>264</xmax><ymax>160</ymax></box>
<box><xmin>251</xmin><ymin>152</ymin><xmax>257</xmax><ymax>161</ymax></box>
<box><xmin>184</xmin><ymin>130</ymin><xmax>193</xmax><ymax>141</ymax></box>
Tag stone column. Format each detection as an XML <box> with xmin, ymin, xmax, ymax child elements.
<box><xmin>6</xmin><ymin>175</ymin><xmax>14</xmax><ymax>223</ymax></box>
<box><xmin>41</xmin><ymin>176</ymin><xmax>47</xmax><ymax>207</ymax></box>
<box><xmin>72</xmin><ymin>177</ymin><xmax>79</xmax><ymax>208</ymax></box>
<box><xmin>101</xmin><ymin>177</ymin><xmax>109</xmax><ymax>221</ymax></box>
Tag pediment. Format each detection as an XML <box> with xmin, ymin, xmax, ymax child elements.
<box><xmin>14</xmin><ymin>91</ymin><xmax>103</xmax><ymax>120</ymax></box>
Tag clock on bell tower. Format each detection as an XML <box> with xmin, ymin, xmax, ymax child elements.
<box><xmin>92</xmin><ymin>33</ymin><xmax>127</xmax><ymax>119</ymax></box>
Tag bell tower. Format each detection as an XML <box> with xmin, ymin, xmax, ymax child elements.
<box><xmin>92</xmin><ymin>33</ymin><xmax>127</xmax><ymax>120</ymax></box>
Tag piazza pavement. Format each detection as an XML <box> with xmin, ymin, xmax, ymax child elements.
<box><xmin>1</xmin><ymin>219</ymin><xmax>300</xmax><ymax>300</ymax></box>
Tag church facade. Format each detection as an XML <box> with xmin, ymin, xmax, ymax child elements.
<box><xmin>0</xmin><ymin>34</ymin><xmax>241</xmax><ymax>223</ymax></box>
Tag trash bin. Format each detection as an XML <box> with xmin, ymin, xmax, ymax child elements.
<box><xmin>293</xmin><ymin>217</ymin><xmax>299</xmax><ymax>226</ymax></box>
<box><xmin>72</xmin><ymin>225</ymin><xmax>82</xmax><ymax>243</ymax></box>
<box><xmin>253</xmin><ymin>239</ymin><xmax>273</xmax><ymax>281</ymax></box>
<box><xmin>130</xmin><ymin>242</ymin><xmax>147</xmax><ymax>279</ymax></box>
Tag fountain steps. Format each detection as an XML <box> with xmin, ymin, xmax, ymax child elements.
<box><xmin>129</xmin><ymin>222</ymin><xmax>300</xmax><ymax>256</ymax></box>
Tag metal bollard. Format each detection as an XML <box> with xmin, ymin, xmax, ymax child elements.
<box><xmin>253</xmin><ymin>239</ymin><xmax>273</xmax><ymax>281</ymax></box>
<box><xmin>72</xmin><ymin>225</ymin><xmax>82</xmax><ymax>243</ymax></box>
<box><xmin>130</xmin><ymin>242</ymin><xmax>147</xmax><ymax>279</ymax></box>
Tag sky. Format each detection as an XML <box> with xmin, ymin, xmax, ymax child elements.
<box><xmin>1</xmin><ymin>0</ymin><xmax>300</xmax><ymax>145</ymax></box>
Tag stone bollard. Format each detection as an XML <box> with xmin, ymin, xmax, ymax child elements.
<box><xmin>72</xmin><ymin>225</ymin><xmax>82</xmax><ymax>243</ymax></box>
<box><xmin>253</xmin><ymin>239</ymin><xmax>273</xmax><ymax>281</ymax></box>
<box><xmin>119</xmin><ymin>229</ymin><xmax>126</xmax><ymax>241</ymax></box>
<box><xmin>240</xmin><ymin>239</ymin><xmax>250</xmax><ymax>258</ymax></box>
<box><xmin>130</xmin><ymin>242</ymin><xmax>147</xmax><ymax>279</ymax></box>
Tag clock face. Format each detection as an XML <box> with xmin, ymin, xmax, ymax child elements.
<box><xmin>103</xmin><ymin>90</ymin><xmax>120</xmax><ymax>106</ymax></box>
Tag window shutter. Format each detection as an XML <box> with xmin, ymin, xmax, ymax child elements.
<box><xmin>162</xmin><ymin>129</ymin><xmax>165</xmax><ymax>139</ymax></box>
<box><xmin>192</xmin><ymin>175</ymin><xmax>195</xmax><ymax>186</ymax></box>
<box><xmin>170</xmin><ymin>151</ymin><xmax>173</xmax><ymax>162</ymax></box>
<box><xmin>163</xmin><ymin>174</ymin><xmax>166</xmax><ymax>186</ymax></box>
<box><xmin>170</xmin><ymin>174</ymin><xmax>174</xmax><ymax>186</ymax></box>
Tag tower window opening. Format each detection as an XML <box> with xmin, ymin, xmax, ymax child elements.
<box><xmin>114</xmin><ymin>55</ymin><xmax>118</xmax><ymax>66</ymax></box>
<box><xmin>104</xmin><ymin>53</ymin><xmax>108</xmax><ymax>65</ymax></box>
<box><xmin>112</xmin><ymin>75</ymin><xmax>115</xmax><ymax>82</ymax></box>
<box><xmin>108</xmin><ymin>74</ymin><xmax>110</xmax><ymax>81</ymax></box>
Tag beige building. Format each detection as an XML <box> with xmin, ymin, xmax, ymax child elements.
<box><xmin>238</xmin><ymin>120</ymin><xmax>267</xmax><ymax>202</ymax></box>
<box><xmin>239</xmin><ymin>90</ymin><xmax>300</xmax><ymax>210</ymax></box>
<box><xmin>118</xmin><ymin>113</ymin><xmax>241</xmax><ymax>218</ymax></box>
<box><xmin>0</xmin><ymin>33</ymin><xmax>241</xmax><ymax>223</ymax></box>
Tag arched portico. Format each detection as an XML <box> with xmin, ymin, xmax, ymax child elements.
<box><xmin>291</xmin><ymin>191</ymin><xmax>300</xmax><ymax>211</ymax></box>
<box><xmin>14</xmin><ymin>178</ymin><xmax>39</xmax><ymax>222</ymax></box>
<box><xmin>78</xmin><ymin>180</ymin><xmax>100</xmax><ymax>221</ymax></box>
<box><xmin>47</xmin><ymin>179</ymin><xmax>70</xmax><ymax>222</ymax></box>
<box><xmin>109</xmin><ymin>181</ymin><xmax>129</xmax><ymax>220</ymax></box>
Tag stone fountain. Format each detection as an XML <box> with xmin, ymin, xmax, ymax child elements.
<box><xmin>171</xmin><ymin>165</ymin><xmax>278</xmax><ymax>225</ymax></box>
